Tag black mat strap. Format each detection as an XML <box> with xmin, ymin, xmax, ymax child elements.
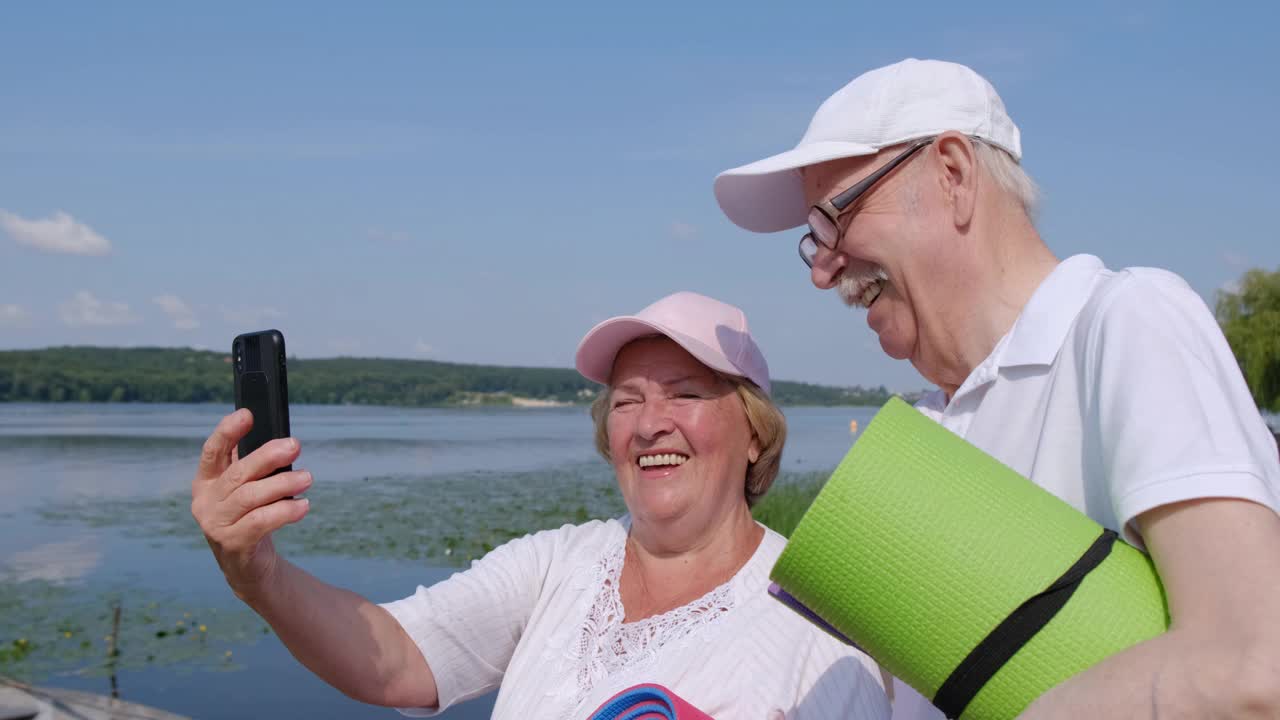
<box><xmin>932</xmin><ymin>528</ymin><xmax>1119</xmax><ymax>719</ymax></box>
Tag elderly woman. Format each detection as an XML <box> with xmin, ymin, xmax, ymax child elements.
<box><xmin>190</xmin><ymin>291</ymin><xmax>889</xmax><ymax>719</ymax></box>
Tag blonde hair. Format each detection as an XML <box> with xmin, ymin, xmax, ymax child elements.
<box><xmin>590</xmin><ymin>371</ymin><xmax>787</xmax><ymax>507</ymax></box>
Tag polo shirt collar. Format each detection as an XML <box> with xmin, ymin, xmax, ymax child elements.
<box><xmin>998</xmin><ymin>254</ymin><xmax>1106</xmax><ymax>368</ymax></box>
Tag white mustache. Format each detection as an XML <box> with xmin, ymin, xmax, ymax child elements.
<box><xmin>837</xmin><ymin>266</ymin><xmax>888</xmax><ymax>307</ymax></box>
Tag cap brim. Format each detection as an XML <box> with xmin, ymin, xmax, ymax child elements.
<box><xmin>575</xmin><ymin>317</ymin><xmax>751</xmax><ymax>388</ymax></box>
<box><xmin>714</xmin><ymin>140</ymin><xmax>879</xmax><ymax>233</ymax></box>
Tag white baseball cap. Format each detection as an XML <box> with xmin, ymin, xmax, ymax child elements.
<box><xmin>575</xmin><ymin>291</ymin><xmax>771</xmax><ymax>395</ymax></box>
<box><xmin>714</xmin><ymin>58</ymin><xmax>1022</xmax><ymax>234</ymax></box>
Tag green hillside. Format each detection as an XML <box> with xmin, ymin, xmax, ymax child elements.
<box><xmin>0</xmin><ymin>347</ymin><xmax>898</xmax><ymax>407</ymax></box>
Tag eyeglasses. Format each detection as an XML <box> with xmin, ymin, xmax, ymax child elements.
<box><xmin>798</xmin><ymin>138</ymin><xmax>934</xmax><ymax>269</ymax></box>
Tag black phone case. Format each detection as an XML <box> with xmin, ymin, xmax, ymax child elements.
<box><xmin>232</xmin><ymin>329</ymin><xmax>292</xmax><ymax>474</ymax></box>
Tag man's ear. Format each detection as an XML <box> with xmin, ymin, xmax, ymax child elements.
<box><xmin>934</xmin><ymin>131</ymin><xmax>978</xmax><ymax>229</ymax></box>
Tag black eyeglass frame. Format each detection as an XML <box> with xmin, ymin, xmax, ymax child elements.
<box><xmin>798</xmin><ymin>137</ymin><xmax>935</xmax><ymax>269</ymax></box>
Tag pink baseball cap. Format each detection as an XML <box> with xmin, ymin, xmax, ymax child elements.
<box><xmin>575</xmin><ymin>291</ymin><xmax>772</xmax><ymax>395</ymax></box>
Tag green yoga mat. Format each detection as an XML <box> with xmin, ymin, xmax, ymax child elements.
<box><xmin>771</xmin><ymin>397</ymin><xmax>1170</xmax><ymax>720</ymax></box>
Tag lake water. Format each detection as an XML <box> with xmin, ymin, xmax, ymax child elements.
<box><xmin>0</xmin><ymin>402</ymin><xmax>880</xmax><ymax>719</ymax></box>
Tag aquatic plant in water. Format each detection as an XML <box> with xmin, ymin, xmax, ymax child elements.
<box><xmin>0</xmin><ymin>579</ymin><xmax>267</xmax><ymax>683</ymax></box>
<box><xmin>12</xmin><ymin>464</ymin><xmax>827</xmax><ymax>685</ymax></box>
<box><xmin>36</xmin><ymin>463</ymin><xmax>828</xmax><ymax>565</ymax></box>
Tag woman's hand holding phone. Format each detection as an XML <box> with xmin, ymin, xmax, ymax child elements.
<box><xmin>191</xmin><ymin>409</ymin><xmax>312</xmax><ymax>603</ymax></box>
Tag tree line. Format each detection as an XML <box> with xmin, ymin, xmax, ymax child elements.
<box><xmin>1217</xmin><ymin>266</ymin><xmax>1280</xmax><ymax>414</ymax></box>
<box><xmin>0</xmin><ymin>347</ymin><xmax>898</xmax><ymax>407</ymax></box>
<box><xmin>3</xmin><ymin>263</ymin><xmax>1276</xmax><ymax>412</ymax></box>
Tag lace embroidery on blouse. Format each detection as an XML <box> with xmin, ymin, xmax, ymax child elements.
<box><xmin>564</xmin><ymin>534</ymin><xmax>737</xmax><ymax>711</ymax></box>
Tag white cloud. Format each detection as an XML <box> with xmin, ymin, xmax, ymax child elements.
<box><xmin>940</xmin><ymin>25</ymin><xmax>1070</xmax><ymax>90</ymax></box>
<box><xmin>0</xmin><ymin>125</ymin><xmax>437</xmax><ymax>159</ymax></box>
<box><xmin>0</xmin><ymin>304</ymin><xmax>30</xmax><ymax>327</ymax></box>
<box><xmin>367</xmin><ymin>227</ymin><xmax>411</xmax><ymax>244</ymax></box>
<box><xmin>0</xmin><ymin>209</ymin><xmax>112</xmax><ymax>256</ymax></box>
<box><xmin>670</xmin><ymin>221</ymin><xmax>698</xmax><ymax>240</ymax></box>
<box><xmin>414</xmin><ymin>339</ymin><xmax>434</xmax><ymax>355</ymax></box>
<box><xmin>1222</xmin><ymin>251</ymin><xmax>1251</xmax><ymax>270</ymax></box>
<box><xmin>59</xmin><ymin>290</ymin><xmax>138</xmax><ymax>327</ymax></box>
<box><xmin>219</xmin><ymin>305</ymin><xmax>285</xmax><ymax>328</ymax></box>
<box><xmin>152</xmin><ymin>294</ymin><xmax>200</xmax><ymax>330</ymax></box>
<box><xmin>1118</xmin><ymin>8</ymin><xmax>1154</xmax><ymax>29</ymax></box>
<box><xmin>329</xmin><ymin>338</ymin><xmax>361</xmax><ymax>355</ymax></box>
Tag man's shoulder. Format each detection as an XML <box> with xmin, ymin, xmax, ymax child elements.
<box><xmin>1062</xmin><ymin>261</ymin><xmax>1239</xmax><ymax>404</ymax></box>
<box><xmin>1073</xmin><ymin>263</ymin><xmax>1208</xmax><ymax>340</ymax></box>
<box><xmin>1084</xmin><ymin>263</ymin><xmax>1193</xmax><ymax>307</ymax></box>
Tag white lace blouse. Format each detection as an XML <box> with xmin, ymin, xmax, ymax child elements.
<box><xmin>380</xmin><ymin>519</ymin><xmax>889</xmax><ymax>720</ymax></box>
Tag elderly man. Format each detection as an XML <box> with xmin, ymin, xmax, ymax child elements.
<box><xmin>714</xmin><ymin>58</ymin><xmax>1280</xmax><ymax>719</ymax></box>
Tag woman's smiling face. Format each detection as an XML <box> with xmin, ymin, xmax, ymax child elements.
<box><xmin>605</xmin><ymin>337</ymin><xmax>759</xmax><ymax>527</ymax></box>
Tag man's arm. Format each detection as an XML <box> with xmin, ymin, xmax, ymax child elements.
<box><xmin>1019</xmin><ymin>497</ymin><xmax>1280</xmax><ymax>719</ymax></box>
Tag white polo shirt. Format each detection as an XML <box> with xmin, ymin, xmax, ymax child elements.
<box><xmin>891</xmin><ymin>254</ymin><xmax>1280</xmax><ymax>720</ymax></box>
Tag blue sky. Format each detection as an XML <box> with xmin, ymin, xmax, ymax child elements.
<box><xmin>2</xmin><ymin>2</ymin><xmax>1277</xmax><ymax>392</ymax></box>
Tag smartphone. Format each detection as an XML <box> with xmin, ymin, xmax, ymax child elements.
<box><xmin>232</xmin><ymin>329</ymin><xmax>292</xmax><ymax>475</ymax></box>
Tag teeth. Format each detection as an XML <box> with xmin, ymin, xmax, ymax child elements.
<box><xmin>838</xmin><ymin>268</ymin><xmax>888</xmax><ymax>309</ymax></box>
<box><xmin>860</xmin><ymin>281</ymin><xmax>883</xmax><ymax>308</ymax></box>
<box><xmin>638</xmin><ymin>453</ymin><xmax>688</xmax><ymax>468</ymax></box>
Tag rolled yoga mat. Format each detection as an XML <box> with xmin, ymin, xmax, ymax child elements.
<box><xmin>770</xmin><ymin>397</ymin><xmax>1170</xmax><ymax>720</ymax></box>
<box><xmin>587</xmin><ymin>684</ymin><xmax>713</xmax><ymax>720</ymax></box>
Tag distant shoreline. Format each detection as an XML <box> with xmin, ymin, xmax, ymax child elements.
<box><xmin>0</xmin><ymin>346</ymin><xmax>910</xmax><ymax>408</ymax></box>
<box><xmin>0</xmin><ymin>398</ymin><xmax>889</xmax><ymax>410</ymax></box>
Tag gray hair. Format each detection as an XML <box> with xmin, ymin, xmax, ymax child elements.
<box><xmin>972</xmin><ymin>139</ymin><xmax>1040</xmax><ymax>221</ymax></box>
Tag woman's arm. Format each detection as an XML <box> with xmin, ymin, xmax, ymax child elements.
<box><xmin>245</xmin><ymin>557</ymin><xmax>438</xmax><ymax>708</ymax></box>
<box><xmin>191</xmin><ymin>410</ymin><xmax>438</xmax><ymax>709</ymax></box>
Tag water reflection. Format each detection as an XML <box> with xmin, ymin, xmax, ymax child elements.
<box><xmin>2</xmin><ymin>536</ymin><xmax>103</xmax><ymax>584</ymax></box>
<box><xmin>0</xmin><ymin>402</ymin><xmax>880</xmax><ymax>720</ymax></box>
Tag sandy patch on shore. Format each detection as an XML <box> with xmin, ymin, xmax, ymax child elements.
<box><xmin>511</xmin><ymin>396</ymin><xmax>574</xmax><ymax>408</ymax></box>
